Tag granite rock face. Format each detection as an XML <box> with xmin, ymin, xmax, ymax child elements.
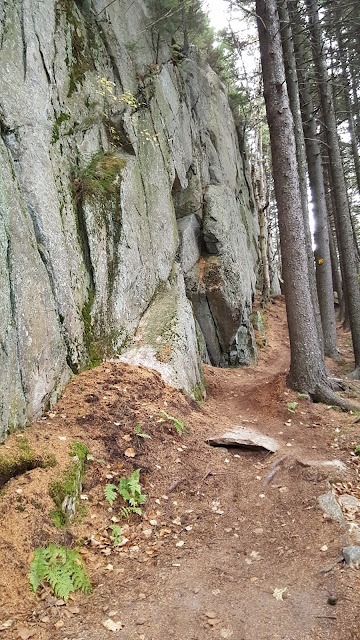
<box><xmin>0</xmin><ymin>0</ymin><xmax>259</xmax><ymax>440</ymax></box>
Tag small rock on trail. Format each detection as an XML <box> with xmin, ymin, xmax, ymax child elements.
<box><xmin>207</xmin><ymin>426</ymin><xmax>280</xmax><ymax>453</ymax></box>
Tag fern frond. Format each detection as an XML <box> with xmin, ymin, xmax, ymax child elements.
<box><xmin>128</xmin><ymin>472</ymin><xmax>141</xmax><ymax>496</ymax></box>
<box><xmin>118</xmin><ymin>485</ymin><xmax>131</xmax><ymax>503</ymax></box>
<box><xmin>28</xmin><ymin>544</ymin><xmax>92</xmax><ymax>601</ymax></box>
<box><xmin>29</xmin><ymin>548</ymin><xmax>48</xmax><ymax>592</ymax></box>
<box><xmin>121</xmin><ymin>506</ymin><xmax>132</xmax><ymax>519</ymax></box>
<box><xmin>104</xmin><ymin>483</ymin><xmax>117</xmax><ymax>506</ymax></box>
<box><xmin>71</xmin><ymin>559</ymin><xmax>92</xmax><ymax>593</ymax></box>
<box><xmin>159</xmin><ymin>410</ymin><xmax>188</xmax><ymax>435</ymax></box>
<box><xmin>109</xmin><ymin>524</ymin><xmax>123</xmax><ymax>546</ymax></box>
<box><xmin>47</xmin><ymin>563</ymin><xmax>74</xmax><ymax>600</ymax></box>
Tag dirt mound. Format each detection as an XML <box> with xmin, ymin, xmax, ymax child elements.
<box><xmin>1</xmin><ymin>299</ymin><xmax>360</xmax><ymax>640</ymax></box>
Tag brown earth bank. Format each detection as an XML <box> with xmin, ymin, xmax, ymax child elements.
<box><xmin>1</xmin><ymin>297</ymin><xmax>360</xmax><ymax>640</ymax></box>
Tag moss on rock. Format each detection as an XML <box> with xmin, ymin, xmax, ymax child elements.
<box><xmin>73</xmin><ymin>152</ymin><xmax>126</xmax><ymax>204</ymax></box>
<box><xmin>49</xmin><ymin>440</ymin><xmax>88</xmax><ymax>527</ymax></box>
<box><xmin>0</xmin><ymin>437</ymin><xmax>56</xmax><ymax>489</ymax></box>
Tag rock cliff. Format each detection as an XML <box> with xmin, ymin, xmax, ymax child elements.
<box><xmin>0</xmin><ymin>0</ymin><xmax>259</xmax><ymax>441</ymax></box>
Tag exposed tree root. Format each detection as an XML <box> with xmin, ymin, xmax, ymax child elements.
<box><xmin>348</xmin><ymin>366</ymin><xmax>360</xmax><ymax>380</ymax></box>
<box><xmin>329</xmin><ymin>376</ymin><xmax>360</xmax><ymax>396</ymax></box>
<box><xmin>311</xmin><ymin>384</ymin><xmax>359</xmax><ymax>411</ymax></box>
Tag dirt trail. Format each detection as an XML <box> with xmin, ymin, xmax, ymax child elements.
<box><xmin>1</xmin><ymin>298</ymin><xmax>360</xmax><ymax>640</ymax></box>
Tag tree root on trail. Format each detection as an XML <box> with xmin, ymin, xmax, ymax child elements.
<box><xmin>328</xmin><ymin>376</ymin><xmax>360</xmax><ymax>396</ymax></box>
<box><xmin>348</xmin><ymin>366</ymin><xmax>360</xmax><ymax>380</ymax></box>
<box><xmin>311</xmin><ymin>384</ymin><xmax>359</xmax><ymax>411</ymax></box>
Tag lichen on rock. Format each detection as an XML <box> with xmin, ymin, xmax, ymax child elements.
<box><xmin>0</xmin><ymin>0</ymin><xmax>260</xmax><ymax>437</ymax></box>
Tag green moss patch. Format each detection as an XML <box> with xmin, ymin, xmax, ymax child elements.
<box><xmin>52</xmin><ymin>112</ymin><xmax>71</xmax><ymax>144</ymax></box>
<box><xmin>49</xmin><ymin>441</ymin><xmax>88</xmax><ymax>527</ymax></box>
<box><xmin>0</xmin><ymin>438</ymin><xmax>56</xmax><ymax>489</ymax></box>
<box><xmin>73</xmin><ymin>152</ymin><xmax>126</xmax><ymax>204</ymax></box>
<box><xmin>55</xmin><ymin>0</ymin><xmax>96</xmax><ymax>96</ymax></box>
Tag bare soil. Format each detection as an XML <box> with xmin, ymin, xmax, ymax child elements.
<box><xmin>1</xmin><ymin>297</ymin><xmax>360</xmax><ymax>640</ymax></box>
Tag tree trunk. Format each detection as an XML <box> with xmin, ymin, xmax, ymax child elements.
<box><xmin>289</xmin><ymin>2</ymin><xmax>338</xmax><ymax>358</ymax></box>
<box><xmin>328</xmin><ymin>218</ymin><xmax>344</xmax><ymax>317</ymax></box>
<box><xmin>336</xmin><ymin>26</ymin><xmax>360</xmax><ymax>197</ymax></box>
<box><xmin>305</xmin><ymin>0</ymin><xmax>360</xmax><ymax>377</ymax></box>
<box><xmin>323</xmin><ymin>149</ymin><xmax>350</xmax><ymax>328</ymax></box>
<box><xmin>180</xmin><ymin>0</ymin><xmax>189</xmax><ymax>56</ymax></box>
<box><xmin>253</xmin><ymin>126</ymin><xmax>271</xmax><ymax>304</ymax></box>
<box><xmin>255</xmin><ymin>0</ymin><xmax>331</xmax><ymax>398</ymax></box>
<box><xmin>278</xmin><ymin>0</ymin><xmax>327</xmax><ymax>355</ymax></box>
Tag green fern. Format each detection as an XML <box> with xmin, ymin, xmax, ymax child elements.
<box><xmin>118</xmin><ymin>468</ymin><xmax>146</xmax><ymax>513</ymax></box>
<box><xmin>159</xmin><ymin>410</ymin><xmax>188</xmax><ymax>435</ymax></box>
<box><xmin>109</xmin><ymin>524</ymin><xmax>123</xmax><ymax>546</ymax></box>
<box><xmin>29</xmin><ymin>547</ymin><xmax>49</xmax><ymax>592</ymax></box>
<box><xmin>104</xmin><ymin>483</ymin><xmax>117</xmax><ymax>506</ymax></box>
<box><xmin>121</xmin><ymin>505</ymin><xmax>142</xmax><ymax>519</ymax></box>
<box><xmin>104</xmin><ymin>469</ymin><xmax>146</xmax><ymax>516</ymax></box>
<box><xmin>29</xmin><ymin>544</ymin><xmax>92</xmax><ymax>601</ymax></box>
<box><xmin>134</xmin><ymin>424</ymin><xmax>151</xmax><ymax>439</ymax></box>
<box><xmin>287</xmin><ymin>401</ymin><xmax>298</xmax><ymax>413</ymax></box>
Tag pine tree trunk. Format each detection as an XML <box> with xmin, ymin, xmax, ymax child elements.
<box><xmin>289</xmin><ymin>2</ymin><xmax>338</xmax><ymax>358</ymax></box>
<box><xmin>336</xmin><ymin>26</ymin><xmax>360</xmax><ymax>197</ymax></box>
<box><xmin>323</xmin><ymin>147</ymin><xmax>350</xmax><ymax>328</ymax></box>
<box><xmin>253</xmin><ymin>127</ymin><xmax>271</xmax><ymax>304</ymax></box>
<box><xmin>278</xmin><ymin>0</ymin><xmax>327</xmax><ymax>355</ymax></box>
<box><xmin>255</xmin><ymin>0</ymin><xmax>329</xmax><ymax>395</ymax></box>
<box><xmin>305</xmin><ymin>0</ymin><xmax>360</xmax><ymax>377</ymax></box>
<box><xmin>328</xmin><ymin>218</ymin><xmax>344</xmax><ymax>317</ymax></box>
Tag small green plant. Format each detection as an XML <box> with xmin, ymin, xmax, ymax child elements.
<box><xmin>29</xmin><ymin>544</ymin><xmax>92</xmax><ymax>601</ymax></box>
<box><xmin>134</xmin><ymin>424</ymin><xmax>151</xmax><ymax>439</ymax></box>
<box><xmin>104</xmin><ymin>469</ymin><xmax>146</xmax><ymax>517</ymax></box>
<box><xmin>49</xmin><ymin>441</ymin><xmax>88</xmax><ymax>528</ymax></box>
<box><xmin>0</xmin><ymin>437</ymin><xmax>56</xmax><ymax>489</ymax></box>
<box><xmin>97</xmin><ymin>77</ymin><xmax>138</xmax><ymax>108</ymax></box>
<box><xmin>287</xmin><ymin>401</ymin><xmax>298</xmax><ymax>414</ymax></box>
<box><xmin>52</xmin><ymin>112</ymin><xmax>71</xmax><ymax>144</ymax></box>
<box><xmin>354</xmin><ymin>445</ymin><xmax>360</xmax><ymax>456</ymax></box>
<box><xmin>297</xmin><ymin>393</ymin><xmax>310</xmax><ymax>400</ymax></box>
<box><xmin>109</xmin><ymin>524</ymin><xmax>123</xmax><ymax>546</ymax></box>
<box><xmin>159</xmin><ymin>410</ymin><xmax>188</xmax><ymax>435</ymax></box>
<box><xmin>104</xmin><ymin>483</ymin><xmax>117</xmax><ymax>506</ymax></box>
<box><xmin>86</xmin><ymin>454</ymin><xmax>106</xmax><ymax>464</ymax></box>
<box><xmin>73</xmin><ymin>152</ymin><xmax>126</xmax><ymax>204</ymax></box>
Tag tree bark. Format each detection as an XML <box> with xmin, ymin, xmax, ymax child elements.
<box><xmin>336</xmin><ymin>25</ymin><xmax>360</xmax><ymax>197</ymax></box>
<box><xmin>253</xmin><ymin>125</ymin><xmax>271</xmax><ymax>304</ymax></box>
<box><xmin>278</xmin><ymin>0</ymin><xmax>327</xmax><ymax>355</ymax></box>
<box><xmin>305</xmin><ymin>0</ymin><xmax>360</xmax><ymax>377</ymax></box>
<box><xmin>288</xmin><ymin>2</ymin><xmax>338</xmax><ymax>358</ymax></box>
<box><xmin>255</xmin><ymin>0</ymin><xmax>332</xmax><ymax>398</ymax></box>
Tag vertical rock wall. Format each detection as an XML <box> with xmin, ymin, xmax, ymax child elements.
<box><xmin>0</xmin><ymin>0</ymin><xmax>259</xmax><ymax>441</ymax></box>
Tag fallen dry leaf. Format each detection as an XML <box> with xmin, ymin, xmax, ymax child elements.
<box><xmin>0</xmin><ymin>620</ymin><xmax>13</xmax><ymax>631</ymax></box>
<box><xmin>16</xmin><ymin>626</ymin><xmax>36</xmax><ymax>640</ymax></box>
<box><xmin>54</xmin><ymin>620</ymin><xmax>64</xmax><ymax>629</ymax></box>
<box><xmin>68</xmin><ymin>606</ymin><xmax>80</xmax><ymax>614</ymax></box>
<box><xmin>102</xmin><ymin>618</ymin><xmax>123</xmax><ymax>632</ymax></box>
<box><xmin>124</xmin><ymin>447</ymin><xmax>135</xmax><ymax>458</ymax></box>
<box><xmin>208</xmin><ymin>618</ymin><xmax>221</xmax><ymax>626</ymax></box>
<box><xmin>273</xmin><ymin>587</ymin><xmax>287</xmax><ymax>601</ymax></box>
